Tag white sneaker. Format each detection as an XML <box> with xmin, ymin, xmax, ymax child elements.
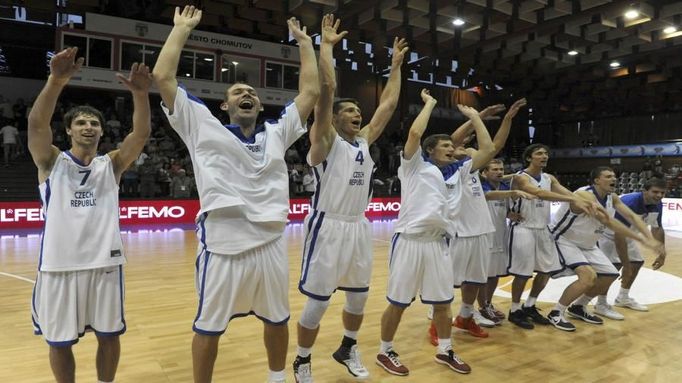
<box><xmin>332</xmin><ymin>344</ymin><xmax>370</xmax><ymax>379</ymax></box>
<box><xmin>614</xmin><ymin>297</ymin><xmax>649</xmax><ymax>312</ymax></box>
<box><xmin>473</xmin><ymin>311</ymin><xmax>496</xmax><ymax>328</ymax></box>
<box><xmin>594</xmin><ymin>303</ymin><xmax>625</xmax><ymax>320</ymax></box>
<box><xmin>427</xmin><ymin>305</ymin><xmax>434</xmax><ymax>320</ymax></box>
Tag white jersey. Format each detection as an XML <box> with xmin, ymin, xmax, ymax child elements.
<box><xmin>482</xmin><ymin>179</ymin><xmax>511</xmax><ymax>252</ymax></box>
<box><xmin>393</xmin><ymin>147</ymin><xmax>451</xmax><ymax>235</ymax></box>
<box><xmin>308</xmin><ymin>135</ymin><xmax>375</xmax><ymax>216</ymax></box>
<box><xmin>549</xmin><ymin>185</ymin><xmax>615</xmax><ymax>249</ymax></box>
<box><xmin>162</xmin><ymin>86</ymin><xmax>305</xmax><ymax>254</ymax></box>
<box><xmin>38</xmin><ymin>152</ymin><xmax>124</xmax><ymax>271</ymax></box>
<box><xmin>447</xmin><ymin>158</ymin><xmax>495</xmax><ymax>237</ymax></box>
<box><xmin>511</xmin><ymin>171</ymin><xmax>552</xmax><ymax>229</ymax></box>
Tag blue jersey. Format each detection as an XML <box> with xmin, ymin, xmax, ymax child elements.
<box><xmin>602</xmin><ymin>191</ymin><xmax>662</xmax><ymax>240</ymax></box>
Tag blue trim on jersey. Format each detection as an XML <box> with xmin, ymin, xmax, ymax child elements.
<box><xmin>389</xmin><ymin>233</ymin><xmax>400</xmax><ymax>268</ymax></box>
<box><xmin>299</xmin><ymin>211</ymin><xmax>325</xmax><ymax>288</ymax></box>
<box><xmin>440</xmin><ymin>157</ymin><xmax>470</xmax><ymax>180</ymax></box>
<box><xmin>337</xmin><ymin>286</ymin><xmax>369</xmax><ymax>293</ymax></box>
<box><xmin>550</xmin><ymin>209</ymin><xmax>571</xmax><ymax>234</ymax></box>
<box><xmin>38</xmin><ymin>179</ymin><xmax>51</xmax><ymax>271</ymax></box>
<box><xmin>197</xmin><ymin>212</ymin><xmax>208</xmax><ymax>251</ymax></box>
<box><xmin>553</xmin><ymin>214</ymin><xmax>578</xmax><ymax>240</ymax></box>
<box><xmin>554</xmin><ymin>243</ymin><xmax>567</xmax><ymax>268</ymax></box>
<box><xmin>523</xmin><ymin>170</ymin><xmax>542</xmax><ymax>183</ymax></box>
<box><xmin>587</xmin><ymin>186</ymin><xmax>608</xmax><ymax>207</ymax></box>
<box><xmin>347</xmin><ymin>140</ymin><xmax>359</xmax><ymax>148</ymax></box>
<box><xmin>64</xmin><ymin>150</ymin><xmax>88</xmax><ymax>167</ymax></box>
<box><xmin>596</xmin><ymin>272</ymin><xmax>620</xmax><ymax>277</ymax></box>
<box><xmin>46</xmin><ymin>339</ymin><xmax>79</xmax><ymax>347</ymax></box>
<box><xmin>192</xmin><ymin>326</ymin><xmax>224</xmax><ymax>336</ymax></box>
<box><xmin>298</xmin><ymin>286</ymin><xmax>332</xmax><ymax>301</ymax></box>
<box><xmin>193</xmin><ymin>250</ymin><xmax>212</xmax><ymax>327</ymax></box>
<box><xmin>386</xmin><ymin>296</ymin><xmax>413</xmax><ymax>308</ymax></box>
<box><xmin>311</xmin><ymin>167</ymin><xmax>322</xmax><ymax>210</ymax></box>
<box><xmin>481</xmin><ymin>179</ymin><xmax>510</xmax><ymax>192</ymax></box>
<box><xmin>193</xmin><ymin>311</ymin><xmax>290</xmax><ymax>334</ymax></box>
<box><xmin>223</xmin><ymin>124</ymin><xmax>265</xmax><ymax>144</ymax></box>
<box><xmin>506</xmin><ymin>225</ymin><xmax>515</xmax><ymax>274</ymax></box>
<box><xmin>180</xmin><ymin>84</ymin><xmax>207</xmax><ymax>107</ymax></box>
<box><xmin>31</xmin><ymin>281</ymin><xmax>41</xmax><ymax>334</ymax></box>
<box><xmin>564</xmin><ymin>261</ymin><xmax>591</xmax><ymax>270</ymax></box>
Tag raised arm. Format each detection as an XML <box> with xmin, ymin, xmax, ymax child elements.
<box><xmin>359</xmin><ymin>37</ymin><xmax>409</xmax><ymax>144</ymax></box>
<box><xmin>492</xmin><ymin>98</ymin><xmax>526</xmax><ymax>155</ymax></box>
<box><xmin>458</xmin><ymin>105</ymin><xmax>496</xmax><ymax>171</ymax></box>
<box><xmin>403</xmin><ymin>89</ymin><xmax>436</xmax><ymax>160</ymax></box>
<box><xmin>288</xmin><ymin>17</ymin><xmax>320</xmax><ymax>126</ymax></box>
<box><xmin>450</xmin><ymin>104</ymin><xmax>505</xmax><ymax>146</ymax></box>
<box><xmin>28</xmin><ymin>47</ymin><xmax>83</xmax><ymax>180</ymax></box>
<box><xmin>109</xmin><ymin>63</ymin><xmax>152</xmax><ymax>181</ymax></box>
<box><xmin>308</xmin><ymin>14</ymin><xmax>346</xmax><ymax>166</ymax></box>
<box><xmin>153</xmin><ymin>5</ymin><xmax>202</xmax><ymax>113</ymax></box>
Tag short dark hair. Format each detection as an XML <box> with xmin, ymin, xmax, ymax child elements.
<box><xmin>63</xmin><ymin>106</ymin><xmax>105</xmax><ymax>130</ymax></box>
<box><xmin>422</xmin><ymin>134</ymin><xmax>451</xmax><ymax>156</ymax></box>
<box><xmin>333</xmin><ymin>98</ymin><xmax>360</xmax><ymax>115</ymax></box>
<box><xmin>643</xmin><ymin>177</ymin><xmax>667</xmax><ymax>190</ymax></box>
<box><xmin>590</xmin><ymin>166</ymin><xmax>614</xmax><ymax>184</ymax></box>
<box><xmin>522</xmin><ymin>143</ymin><xmax>550</xmax><ymax>164</ymax></box>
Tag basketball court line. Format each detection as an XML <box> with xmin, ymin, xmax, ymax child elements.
<box><xmin>0</xmin><ymin>271</ymin><xmax>35</xmax><ymax>284</ymax></box>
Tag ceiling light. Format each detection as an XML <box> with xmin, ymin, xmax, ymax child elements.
<box><xmin>203</xmin><ymin>57</ymin><xmax>213</xmax><ymax>62</ymax></box>
<box><xmin>664</xmin><ymin>26</ymin><xmax>677</xmax><ymax>34</ymax></box>
<box><xmin>232</xmin><ymin>61</ymin><xmax>239</xmax><ymax>65</ymax></box>
<box><xmin>624</xmin><ymin>10</ymin><xmax>639</xmax><ymax>19</ymax></box>
<box><xmin>609</xmin><ymin>61</ymin><xmax>620</xmax><ymax>68</ymax></box>
<box><xmin>221</xmin><ymin>68</ymin><xmax>228</xmax><ymax>72</ymax></box>
<box><xmin>567</xmin><ymin>50</ymin><xmax>578</xmax><ymax>56</ymax></box>
<box><xmin>452</xmin><ymin>18</ymin><xmax>465</xmax><ymax>26</ymax></box>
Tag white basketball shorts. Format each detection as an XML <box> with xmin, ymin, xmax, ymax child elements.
<box><xmin>507</xmin><ymin>225</ymin><xmax>563</xmax><ymax>277</ymax></box>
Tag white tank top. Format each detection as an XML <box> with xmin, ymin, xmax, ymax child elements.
<box><xmin>308</xmin><ymin>135</ymin><xmax>375</xmax><ymax>217</ymax></box>
<box><xmin>38</xmin><ymin>152</ymin><xmax>125</xmax><ymax>271</ymax></box>
<box><xmin>549</xmin><ymin>185</ymin><xmax>615</xmax><ymax>249</ymax></box>
<box><xmin>450</xmin><ymin>164</ymin><xmax>495</xmax><ymax>237</ymax></box>
<box><xmin>511</xmin><ymin>171</ymin><xmax>552</xmax><ymax>229</ymax></box>
<box><xmin>482</xmin><ymin>179</ymin><xmax>511</xmax><ymax>252</ymax></box>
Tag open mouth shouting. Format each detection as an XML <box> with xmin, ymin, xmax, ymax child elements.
<box><xmin>239</xmin><ymin>99</ymin><xmax>255</xmax><ymax>110</ymax></box>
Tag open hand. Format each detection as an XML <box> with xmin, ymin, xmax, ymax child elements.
<box><xmin>391</xmin><ymin>37</ymin><xmax>409</xmax><ymax>67</ymax></box>
<box><xmin>174</xmin><ymin>5</ymin><xmax>202</xmax><ymax>30</ymax></box>
<box><xmin>50</xmin><ymin>47</ymin><xmax>84</xmax><ymax>83</ymax></box>
<box><xmin>117</xmin><ymin>63</ymin><xmax>153</xmax><ymax>94</ymax></box>
<box><xmin>288</xmin><ymin>17</ymin><xmax>312</xmax><ymax>44</ymax></box>
<box><xmin>321</xmin><ymin>14</ymin><xmax>347</xmax><ymax>46</ymax></box>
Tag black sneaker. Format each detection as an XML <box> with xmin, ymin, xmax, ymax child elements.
<box><xmin>567</xmin><ymin>305</ymin><xmax>604</xmax><ymax>325</ymax></box>
<box><xmin>547</xmin><ymin>310</ymin><xmax>576</xmax><ymax>332</ymax></box>
<box><xmin>293</xmin><ymin>355</ymin><xmax>313</xmax><ymax>383</ymax></box>
<box><xmin>332</xmin><ymin>344</ymin><xmax>369</xmax><ymax>378</ymax></box>
<box><xmin>523</xmin><ymin>305</ymin><xmax>551</xmax><ymax>325</ymax></box>
<box><xmin>508</xmin><ymin>309</ymin><xmax>534</xmax><ymax>329</ymax></box>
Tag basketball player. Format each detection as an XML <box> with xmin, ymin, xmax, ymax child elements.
<box><xmin>478</xmin><ymin>159</ymin><xmax>536</xmax><ymax>324</ymax></box>
<box><xmin>293</xmin><ymin>15</ymin><xmax>408</xmax><ymax>382</ymax></box>
<box><xmin>153</xmin><ymin>6</ymin><xmax>319</xmax><ymax>383</ymax></box>
<box><xmin>376</xmin><ymin>90</ymin><xmax>472</xmax><ymax>377</ymax></box>
<box><xmin>28</xmin><ymin>47</ymin><xmax>151</xmax><ymax>383</ymax></box>
<box><xmin>507</xmin><ymin>144</ymin><xmax>598</xmax><ymax>329</ymax></box>
<box><xmin>437</xmin><ymin>99</ymin><xmax>528</xmax><ymax>337</ymax></box>
<box><xmin>596</xmin><ymin>177</ymin><xmax>667</xmax><ymax>314</ymax></box>
<box><xmin>547</xmin><ymin>167</ymin><xmax>662</xmax><ymax>331</ymax></box>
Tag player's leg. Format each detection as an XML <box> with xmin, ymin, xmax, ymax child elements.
<box><xmin>49</xmin><ymin>345</ymin><xmax>76</xmax><ymax>383</ymax></box>
<box><xmin>548</xmin><ymin>265</ymin><xmax>596</xmax><ymax>331</ymax></box>
<box><xmin>507</xmin><ymin>226</ymin><xmax>535</xmax><ymax>329</ymax></box>
<box><xmin>96</xmin><ymin>335</ymin><xmax>120</xmax><ymax>382</ymax></box>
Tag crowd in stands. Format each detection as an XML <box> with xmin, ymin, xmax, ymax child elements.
<box><xmin>3</xmin><ymin>91</ymin><xmax>682</xmax><ymax>200</ymax></box>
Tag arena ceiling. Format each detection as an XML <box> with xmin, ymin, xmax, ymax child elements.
<box><xmin>16</xmin><ymin>0</ymin><xmax>682</xmax><ymax>122</ymax></box>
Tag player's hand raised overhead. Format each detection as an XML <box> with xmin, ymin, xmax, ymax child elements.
<box><xmin>420</xmin><ymin>89</ymin><xmax>436</xmax><ymax>105</ymax></box>
<box><xmin>480</xmin><ymin>104</ymin><xmax>506</xmax><ymax>118</ymax></box>
<box><xmin>505</xmin><ymin>98</ymin><xmax>527</xmax><ymax>119</ymax></box>
<box><xmin>49</xmin><ymin>47</ymin><xmax>84</xmax><ymax>83</ymax></box>
<box><xmin>288</xmin><ymin>17</ymin><xmax>312</xmax><ymax>44</ymax></box>
<box><xmin>391</xmin><ymin>37</ymin><xmax>409</xmax><ymax>67</ymax></box>
<box><xmin>174</xmin><ymin>5</ymin><xmax>202</xmax><ymax>29</ymax></box>
<box><xmin>457</xmin><ymin>104</ymin><xmax>481</xmax><ymax>120</ymax></box>
<box><xmin>321</xmin><ymin>14</ymin><xmax>348</xmax><ymax>46</ymax></box>
<box><xmin>117</xmin><ymin>63</ymin><xmax>153</xmax><ymax>94</ymax></box>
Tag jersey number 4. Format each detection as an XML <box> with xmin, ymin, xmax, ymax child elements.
<box><xmin>78</xmin><ymin>170</ymin><xmax>91</xmax><ymax>186</ymax></box>
<box><xmin>355</xmin><ymin>151</ymin><xmax>365</xmax><ymax>165</ymax></box>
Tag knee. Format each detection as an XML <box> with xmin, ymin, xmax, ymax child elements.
<box><xmin>344</xmin><ymin>291</ymin><xmax>368</xmax><ymax>315</ymax></box>
<box><xmin>299</xmin><ymin>298</ymin><xmax>330</xmax><ymax>329</ymax></box>
<box><xmin>579</xmin><ymin>268</ymin><xmax>597</xmax><ymax>287</ymax></box>
<box><xmin>432</xmin><ymin>304</ymin><xmax>450</xmax><ymax>315</ymax></box>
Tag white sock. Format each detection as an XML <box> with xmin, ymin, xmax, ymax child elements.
<box><xmin>269</xmin><ymin>369</ymin><xmax>286</xmax><ymax>382</ymax></box>
<box><xmin>297</xmin><ymin>346</ymin><xmax>312</xmax><ymax>358</ymax></box>
<box><xmin>574</xmin><ymin>295</ymin><xmax>593</xmax><ymax>307</ymax></box>
<box><xmin>459</xmin><ymin>303</ymin><xmax>474</xmax><ymax>318</ymax></box>
<box><xmin>618</xmin><ymin>287</ymin><xmax>630</xmax><ymax>299</ymax></box>
<box><xmin>511</xmin><ymin>302</ymin><xmax>522</xmax><ymax>312</ymax></box>
<box><xmin>380</xmin><ymin>340</ymin><xmax>393</xmax><ymax>353</ymax></box>
<box><xmin>597</xmin><ymin>295</ymin><xmax>608</xmax><ymax>305</ymax></box>
<box><xmin>553</xmin><ymin>302</ymin><xmax>567</xmax><ymax>314</ymax></box>
<box><xmin>524</xmin><ymin>296</ymin><xmax>537</xmax><ymax>308</ymax></box>
<box><xmin>344</xmin><ymin>329</ymin><xmax>358</xmax><ymax>340</ymax></box>
<box><xmin>437</xmin><ymin>338</ymin><xmax>452</xmax><ymax>354</ymax></box>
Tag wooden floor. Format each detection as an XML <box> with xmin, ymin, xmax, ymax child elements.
<box><xmin>1</xmin><ymin>220</ymin><xmax>681</xmax><ymax>382</ymax></box>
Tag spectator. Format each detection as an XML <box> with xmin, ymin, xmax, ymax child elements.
<box><xmin>302</xmin><ymin>166</ymin><xmax>315</xmax><ymax>197</ymax></box>
<box><xmin>138</xmin><ymin>160</ymin><xmax>157</xmax><ymax>198</ymax></box>
<box><xmin>0</xmin><ymin>120</ymin><xmax>20</xmax><ymax>167</ymax></box>
<box><xmin>0</xmin><ymin>95</ymin><xmax>14</xmax><ymax>121</ymax></box>
<box><xmin>285</xmin><ymin>146</ymin><xmax>301</xmax><ymax>164</ymax></box>
<box><xmin>157</xmin><ymin>162</ymin><xmax>172</xmax><ymax>197</ymax></box>
<box><xmin>120</xmin><ymin>166</ymin><xmax>139</xmax><ymax>197</ymax></box>
<box><xmin>170</xmin><ymin>168</ymin><xmax>193</xmax><ymax>199</ymax></box>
